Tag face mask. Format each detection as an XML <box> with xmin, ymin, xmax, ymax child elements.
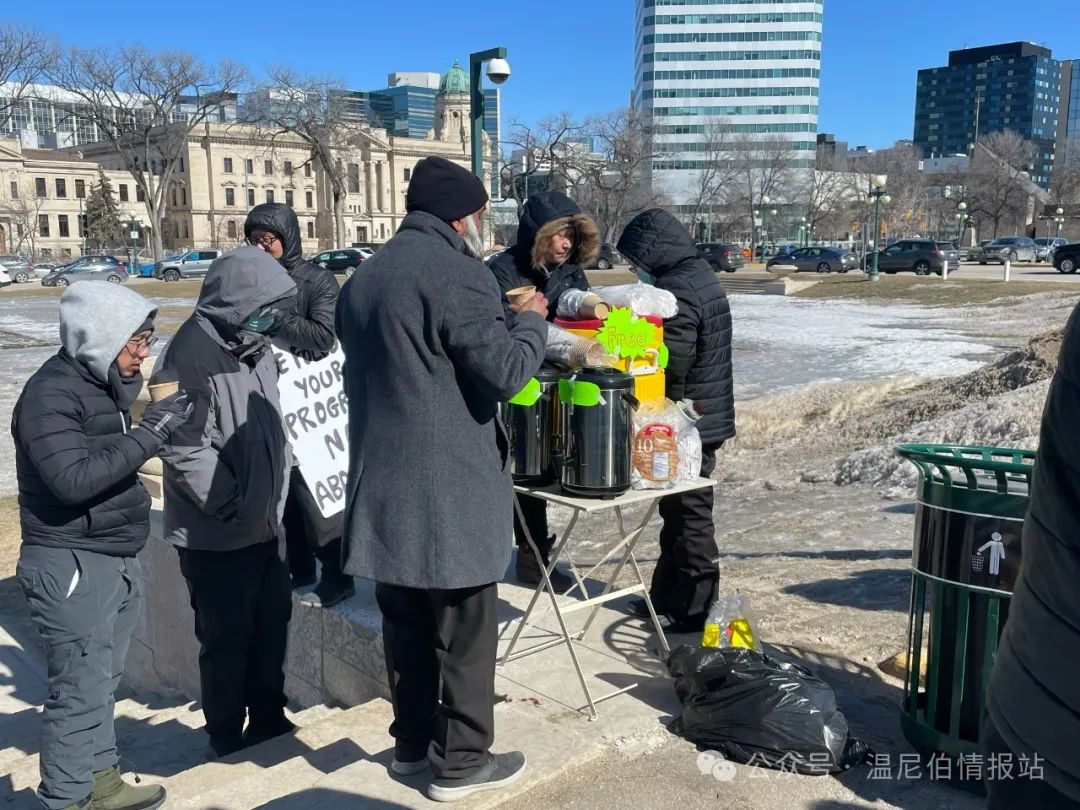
<box><xmin>636</xmin><ymin>268</ymin><xmax>657</xmax><ymax>286</ymax></box>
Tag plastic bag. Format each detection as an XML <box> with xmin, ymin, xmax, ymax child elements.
<box><xmin>631</xmin><ymin>399</ymin><xmax>702</xmax><ymax>489</ymax></box>
<box><xmin>545</xmin><ymin>324</ymin><xmax>614</xmax><ymax>370</ymax></box>
<box><xmin>592</xmin><ymin>283</ymin><xmax>678</xmax><ymax>319</ymax></box>
<box><xmin>556</xmin><ymin>289</ymin><xmax>611</xmax><ymax>320</ymax></box>
<box><xmin>668</xmin><ymin>645</ymin><xmax>874</xmax><ymax>775</ymax></box>
<box><xmin>702</xmin><ymin>591</ymin><xmax>762</xmax><ymax>652</ymax></box>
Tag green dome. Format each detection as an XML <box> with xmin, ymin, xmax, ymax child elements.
<box><xmin>439</xmin><ymin>61</ymin><xmax>469</xmax><ymax>95</ymax></box>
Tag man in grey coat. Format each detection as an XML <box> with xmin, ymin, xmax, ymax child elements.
<box><xmin>336</xmin><ymin>156</ymin><xmax>548</xmax><ymax>803</ymax></box>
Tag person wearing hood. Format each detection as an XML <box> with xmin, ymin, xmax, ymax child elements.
<box><xmin>154</xmin><ymin>247</ymin><xmax>298</xmax><ymax>759</ymax></box>
<box><xmin>242</xmin><ymin>203</ymin><xmax>353</xmax><ymax>608</ymax></box>
<box><xmin>487</xmin><ymin>191</ymin><xmax>600</xmax><ymax>591</ymax></box>
<box><xmin>616</xmin><ymin>209</ymin><xmax>735</xmax><ymax>634</ymax></box>
<box><xmin>13</xmin><ymin>281</ymin><xmax>194</xmax><ymax>810</ymax></box>
<box><xmin>337</xmin><ymin>156</ymin><xmax>546</xmax><ymax>802</ymax></box>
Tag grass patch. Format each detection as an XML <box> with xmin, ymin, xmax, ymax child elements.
<box><xmin>0</xmin><ymin>496</ymin><xmax>21</xmax><ymax>579</ymax></box>
<box><xmin>790</xmin><ymin>275</ymin><xmax>1076</xmax><ymax>306</ymax></box>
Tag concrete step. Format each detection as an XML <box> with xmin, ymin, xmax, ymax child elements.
<box><xmin>161</xmin><ymin>701</ymin><xmax>381</xmax><ymax>807</ymax></box>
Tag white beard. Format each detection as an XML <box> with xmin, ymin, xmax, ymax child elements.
<box><xmin>463</xmin><ymin>216</ymin><xmax>485</xmax><ymax>259</ymax></box>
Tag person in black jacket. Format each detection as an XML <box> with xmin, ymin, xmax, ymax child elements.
<box><xmin>984</xmin><ymin>304</ymin><xmax>1080</xmax><ymax>808</ymax></box>
<box><xmin>616</xmin><ymin>209</ymin><xmax>735</xmax><ymax>633</ymax></box>
<box><xmin>487</xmin><ymin>192</ymin><xmax>599</xmax><ymax>590</ymax></box>
<box><xmin>13</xmin><ymin>281</ymin><xmax>193</xmax><ymax>810</ymax></box>
<box><xmin>243</xmin><ymin>204</ymin><xmax>354</xmax><ymax>608</ymax></box>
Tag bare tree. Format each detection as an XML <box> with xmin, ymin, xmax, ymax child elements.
<box><xmin>499</xmin><ymin>113</ymin><xmax>585</xmax><ymax>215</ymax></box>
<box><xmin>0</xmin><ymin>185</ymin><xmax>46</xmax><ymax>256</ymax></box>
<box><xmin>966</xmin><ymin>131</ymin><xmax>1039</xmax><ymax>237</ymax></box>
<box><xmin>801</xmin><ymin>150</ymin><xmax>855</xmax><ymax>241</ymax></box>
<box><xmin>0</xmin><ymin>24</ymin><xmax>49</xmax><ymax>130</ymax></box>
<box><xmin>44</xmin><ymin>45</ymin><xmax>246</xmax><ymax>260</ymax></box>
<box><xmin>675</xmin><ymin>118</ymin><xmax>739</xmax><ymax>241</ymax></box>
<box><xmin>727</xmin><ymin>133</ymin><xmax>797</xmax><ymax>248</ymax></box>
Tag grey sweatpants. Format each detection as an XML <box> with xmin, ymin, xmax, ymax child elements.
<box><xmin>16</xmin><ymin>545</ymin><xmax>142</xmax><ymax>810</ymax></box>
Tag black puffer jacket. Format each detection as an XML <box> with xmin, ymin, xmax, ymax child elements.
<box><xmin>617</xmin><ymin>209</ymin><xmax>735</xmax><ymax>445</ymax></box>
<box><xmin>987</xmin><ymin>303</ymin><xmax>1080</xmax><ymax>801</ymax></box>
<box><xmin>12</xmin><ymin>350</ymin><xmax>160</xmax><ymax>556</ymax></box>
<box><xmin>244</xmin><ymin>203</ymin><xmax>338</xmax><ymax>360</ymax></box>
<box><xmin>487</xmin><ymin>192</ymin><xmax>599</xmax><ymax>320</ymax></box>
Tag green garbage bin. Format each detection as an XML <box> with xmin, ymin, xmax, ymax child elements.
<box><xmin>895</xmin><ymin>444</ymin><xmax>1035</xmax><ymax>766</ymax></box>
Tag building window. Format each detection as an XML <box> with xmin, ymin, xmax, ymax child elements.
<box><xmin>119</xmin><ymin>184</ymin><xmax>129</xmax><ymax>202</ymax></box>
<box><xmin>151</xmin><ymin>159</ymin><xmax>158</xmax><ymax>175</ymax></box>
<box><xmin>225</xmin><ymin>187</ymin><xmax>235</xmax><ymax>206</ymax></box>
<box><xmin>62</xmin><ymin>248</ymin><xmax>72</xmax><ymax>257</ymax></box>
<box><xmin>58</xmin><ymin>215</ymin><xmax>69</xmax><ymax>237</ymax></box>
<box><xmin>38</xmin><ymin>214</ymin><xmax>49</xmax><ymax>237</ymax></box>
<box><xmin>304</xmin><ymin>163</ymin><xmax>312</xmax><ymax>178</ymax></box>
<box><xmin>75</xmin><ymin>179</ymin><xmax>85</xmax><ymax>198</ymax></box>
<box><xmin>307</xmin><ymin>221</ymin><xmax>315</xmax><ymax>238</ymax></box>
<box><xmin>347</xmin><ymin>163</ymin><xmax>360</xmax><ymax>194</ymax></box>
<box><xmin>264</xmin><ymin>160</ymin><xmax>273</xmax><ymax>176</ymax></box>
<box><xmin>284</xmin><ymin>161</ymin><xmax>293</xmax><ymax>176</ymax></box>
<box><xmin>179</xmin><ymin>157</ymin><xmax>185</xmax><ymax>173</ymax></box>
<box><xmin>247</xmin><ymin>188</ymin><xmax>255</xmax><ymax>206</ymax></box>
<box><xmin>55</xmin><ymin>178</ymin><xmax>67</xmax><ymax>198</ymax></box>
<box><xmin>224</xmin><ymin>157</ymin><xmax>234</xmax><ymax>173</ymax></box>
<box><xmin>181</xmin><ymin>187</ymin><xmax>187</xmax><ymax>206</ymax></box>
<box><xmin>245</xmin><ymin>159</ymin><xmax>254</xmax><ymax>174</ymax></box>
<box><xmin>266</xmin><ymin>189</ymin><xmax>275</xmax><ymax>204</ymax></box>
<box><xmin>305</xmin><ymin>190</ymin><xmax>313</xmax><ymax>208</ymax></box>
<box><xmin>35</xmin><ymin>177</ymin><xmax>47</xmax><ymax>198</ymax></box>
<box><xmin>285</xmin><ymin>190</ymin><xmax>294</xmax><ymax>208</ymax></box>
<box><xmin>404</xmin><ymin>168</ymin><xmax>411</xmax><ymax>181</ymax></box>
<box><xmin>78</xmin><ymin>214</ymin><xmax>86</xmax><ymax>237</ymax></box>
<box><xmin>227</xmin><ymin>220</ymin><xmax>237</xmax><ymax>239</ymax></box>
<box><xmin>357</xmin><ymin>226</ymin><xmax>363</xmax><ymax>242</ymax></box>
<box><xmin>10</xmin><ymin>180</ymin><xmax>19</xmax><ymax>199</ymax></box>
<box><xmin>136</xmin><ymin>185</ymin><xmax>145</xmax><ymax>202</ymax></box>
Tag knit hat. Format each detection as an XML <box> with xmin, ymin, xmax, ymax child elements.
<box><xmin>406</xmin><ymin>156</ymin><xmax>489</xmax><ymax>222</ymax></box>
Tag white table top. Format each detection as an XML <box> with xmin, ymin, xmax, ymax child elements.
<box><xmin>514</xmin><ymin>477</ymin><xmax>715</xmax><ymax>513</ymax></box>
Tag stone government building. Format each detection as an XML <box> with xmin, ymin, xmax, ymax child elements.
<box><xmin>0</xmin><ymin>62</ymin><xmax>494</xmax><ymax>258</ymax></box>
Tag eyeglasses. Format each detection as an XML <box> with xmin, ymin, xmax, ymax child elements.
<box><xmin>249</xmin><ymin>233</ymin><xmax>280</xmax><ymax>249</ymax></box>
<box><xmin>126</xmin><ymin>335</ymin><xmax>159</xmax><ymax>352</ymax></box>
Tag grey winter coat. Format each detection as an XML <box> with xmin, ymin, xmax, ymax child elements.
<box><xmin>336</xmin><ymin>211</ymin><xmax>547</xmax><ymax>590</ymax></box>
<box><xmin>156</xmin><ymin>247</ymin><xmax>297</xmax><ymax>552</ymax></box>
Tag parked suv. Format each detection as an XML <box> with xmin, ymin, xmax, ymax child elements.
<box><xmin>1053</xmin><ymin>242</ymin><xmax>1080</xmax><ymax>274</ymax></box>
<box><xmin>1034</xmin><ymin>237</ymin><xmax>1068</xmax><ymax>262</ymax></box>
<box><xmin>870</xmin><ymin>239</ymin><xmax>946</xmax><ymax>276</ymax></box>
<box><xmin>976</xmin><ymin>237</ymin><xmax>1037</xmax><ymax>265</ymax></box>
<box><xmin>696</xmin><ymin>242</ymin><xmax>746</xmax><ymax>273</ymax></box>
<box><xmin>935</xmin><ymin>241</ymin><xmax>960</xmax><ymax>271</ymax></box>
<box><xmin>586</xmin><ymin>243</ymin><xmax>622</xmax><ymax>270</ymax></box>
<box><xmin>312</xmin><ymin>248</ymin><xmax>369</xmax><ymax>276</ymax></box>
<box><xmin>0</xmin><ymin>255</ymin><xmax>34</xmax><ymax>284</ymax></box>
<box><xmin>41</xmin><ymin>256</ymin><xmax>128</xmax><ymax>287</ymax></box>
<box><xmin>154</xmin><ymin>249</ymin><xmax>222</xmax><ymax>281</ymax></box>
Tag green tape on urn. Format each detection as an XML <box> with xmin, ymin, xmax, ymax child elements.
<box><xmin>658</xmin><ymin>344</ymin><xmax>669</xmax><ymax>369</ymax></box>
<box><xmin>508</xmin><ymin>377</ymin><xmax>542</xmax><ymax>406</ymax></box>
<box><xmin>558</xmin><ymin>378</ymin><xmax>603</xmax><ymax>407</ymax></box>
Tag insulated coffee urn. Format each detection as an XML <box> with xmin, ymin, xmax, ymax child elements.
<box><xmin>558</xmin><ymin>367</ymin><xmax>637</xmax><ymax>498</ymax></box>
<box><xmin>502</xmin><ymin>365</ymin><xmax>560</xmax><ymax>485</ymax></box>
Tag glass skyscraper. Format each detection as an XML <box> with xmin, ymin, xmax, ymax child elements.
<box><xmin>633</xmin><ymin>0</ymin><xmax>823</xmax><ymax>205</ymax></box>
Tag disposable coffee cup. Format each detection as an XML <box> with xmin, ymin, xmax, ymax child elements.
<box><xmin>580</xmin><ymin>293</ymin><xmax>610</xmax><ymax>320</ymax></box>
<box><xmin>148</xmin><ymin>381</ymin><xmax>179</xmax><ymax>402</ymax></box>
<box><xmin>507</xmin><ymin>285</ymin><xmax>537</xmax><ymax>307</ymax></box>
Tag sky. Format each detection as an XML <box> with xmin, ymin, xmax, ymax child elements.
<box><xmin>7</xmin><ymin>0</ymin><xmax>1079</xmax><ymax>150</ymax></box>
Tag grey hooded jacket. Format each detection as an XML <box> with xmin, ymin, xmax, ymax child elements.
<box><xmin>156</xmin><ymin>247</ymin><xmax>297</xmax><ymax>552</ymax></box>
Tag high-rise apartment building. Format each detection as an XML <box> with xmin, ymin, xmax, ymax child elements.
<box><xmin>634</xmin><ymin>0</ymin><xmax>823</xmax><ymax>205</ymax></box>
<box><xmin>1059</xmin><ymin>60</ymin><xmax>1079</xmax><ymax>172</ymax></box>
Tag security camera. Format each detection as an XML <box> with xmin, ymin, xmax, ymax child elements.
<box><xmin>486</xmin><ymin>58</ymin><xmax>511</xmax><ymax>85</ymax></box>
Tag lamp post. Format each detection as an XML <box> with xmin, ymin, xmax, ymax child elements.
<box><xmin>956</xmin><ymin>201</ymin><xmax>968</xmax><ymax>248</ymax></box>
<box><xmin>867</xmin><ymin>175</ymin><xmax>890</xmax><ymax>281</ymax></box>
<box><xmin>799</xmin><ymin>216</ymin><xmax>808</xmax><ymax>247</ymax></box>
<box><xmin>468</xmin><ymin>48</ymin><xmax>510</xmax><ymax>183</ymax></box>
<box><xmin>1056</xmin><ymin>207</ymin><xmax>1066</xmax><ymax>239</ymax></box>
<box><xmin>127</xmin><ymin>217</ymin><xmax>140</xmax><ymax>275</ymax></box>
<box><xmin>760</xmin><ymin>196</ymin><xmax>771</xmax><ymax>259</ymax></box>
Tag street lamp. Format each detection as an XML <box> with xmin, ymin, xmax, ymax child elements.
<box><xmin>799</xmin><ymin>216</ymin><xmax>807</xmax><ymax>247</ymax></box>
<box><xmin>1056</xmin><ymin>207</ymin><xmax>1066</xmax><ymax>239</ymax></box>
<box><xmin>127</xmin><ymin>217</ymin><xmax>140</xmax><ymax>275</ymax></box>
<box><xmin>956</xmin><ymin>201</ymin><xmax>968</xmax><ymax>248</ymax></box>
<box><xmin>868</xmin><ymin>175</ymin><xmax>889</xmax><ymax>281</ymax></box>
<box><xmin>469</xmin><ymin>48</ymin><xmax>510</xmax><ymax>182</ymax></box>
<box><xmin>760</xmin><ymin>196</ymin><xmax>771</xmax><ymax>258</ymax></box>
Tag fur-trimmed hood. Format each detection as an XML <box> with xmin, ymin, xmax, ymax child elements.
<box><xmin>513</xmin><ymin>192</ymin><xmax>600</xmax><ymax>271</ymax></box>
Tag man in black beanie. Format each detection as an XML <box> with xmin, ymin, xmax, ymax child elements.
<box><xmin>336</xmin><ymin>155</ymin><xmax>547</xmax><ymax>802</ymax></box>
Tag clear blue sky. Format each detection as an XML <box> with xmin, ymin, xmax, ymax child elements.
<box><xmin>7</xmin><ymin>0</ymin><xmax>1078</xmax><ymax>149</ymax></box>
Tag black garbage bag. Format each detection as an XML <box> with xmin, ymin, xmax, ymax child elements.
<box><xmin>668</xmin><ymin>645</ymin><xmax>873</xmax><ymax>775</ymax></box>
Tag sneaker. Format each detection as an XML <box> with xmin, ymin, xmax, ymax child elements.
<box><xmin>626</xmin><ymin>599</ymin><xmax>702</xmax><ymax>634</ymax></box>
<box><xmin>391</xmin><ymin>757</ymin><xmax>430</xmax><ymax>776</ymax></box>
<box><xmin>428</xmin><ymin>751</ymin><xmax>527</xmax><ymax>803</ymax></box>
<box><xmin>300</xmin><ymin>579</ymin><xmax>356</xmax><ymax>608</ymax></box>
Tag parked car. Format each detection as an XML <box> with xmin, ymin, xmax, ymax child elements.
<box><xmin>0</xmin><ymin>267</ymin><xmax>11</xmax><ymax>288</ymax></box>
<box><xmin>0</xmin><ymin>255</ymin><xmax>34</xmax><ymax>284</ymax></box>
<box><xmin>1053</xmin><ymin>242</ymin><xmax>1080</xmax><ymax>274</ymax></box>
<box><xmin>868</xmin><ymin>239</ymin><xmax>947</xmax><ymax>276</ymax></box>
<box><xmin>754</xmin><ymin>243</ymin><xmax>797</xmax><ymax>259</ymax></box>
<box><xmin>41</xmin><ymin>256</ymin><xmax>128</xmax><ymax>287</ymax></box>
<box><xmin>312</xmin><ymin>248</ymin><xmax>369</xmax><ymax>276</ymax></box>
<box><xmin>976</xmin><ymin>236</ymin><xmax>1037</xmax><ymax>264</ymax></box>
<box><xmin>935</xmin><ymin>241</ymin><xmax>960</xmax><ymax>271</ymax></box>
<box><xmin>766</xmin><ymin>246</ymin><xmax>858</xmax><ymax>274</ymax></box>
<box><xmin>966</xmin><ymin>240</ymin><xmax>993</xmax><ymax>262</ymax></box>
<box><xmin>1034</xmin><ymin>237</ymin><xmax>1068</xmax><ymax>262</ymax></box>
<box><xmin>696</xmin><ymin>242</ymin><xmax>746</xmax><ymax>273</ymax></box>
<box><xmin>586</xmin><ymin>243</ymin><xmax>623</xmax><ymax>270</ymax></box>
<box><xmin>154</xmin><ymin>249</ymin><xmax>222</xmax><ymax>281</ymax></box>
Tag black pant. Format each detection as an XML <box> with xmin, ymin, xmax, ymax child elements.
<box><xmin>177</xmin><ymin>542</ymin><xmax>292</xmax><ymax>746</ymax></box>
<box><xmin>512</xmin><ymin>495</ymin><xmax>550</xmax><ymax>550</ymax></box>
<box><xmin>375</xmin><ymin>582</ymin><xmax>497</xmax><ymax>779</ymax></box>
<box><xmin>282</xmin><ymin>476</ymin><xmax>348</xmax><ymax>585</ymax></box>
<box><xmin>984</xmin><ymin>720</ymin><xmax>1080</xmax><ymax>809</ymax></box>
<box><xmin>650</xmin><ymin>442</ymin><xmax>722</xmax><ymax>624</ymax></box>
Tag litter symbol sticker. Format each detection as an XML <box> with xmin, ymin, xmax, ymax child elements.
<box><xmin>973</xmin><ymin>532</ymin><xmax>1006</xmax><ymax>577</ymax></box>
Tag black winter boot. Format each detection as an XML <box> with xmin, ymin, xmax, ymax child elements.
<box><xmin>515</xmin><ymin>537</ymin><xmax>574</xmax><ymax>593</ymax></box>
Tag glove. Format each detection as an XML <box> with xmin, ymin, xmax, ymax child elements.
<box><xmin>139</xmin><ymin>390</ymin><xmax>195</xmax><ymax>441</ymax></box>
